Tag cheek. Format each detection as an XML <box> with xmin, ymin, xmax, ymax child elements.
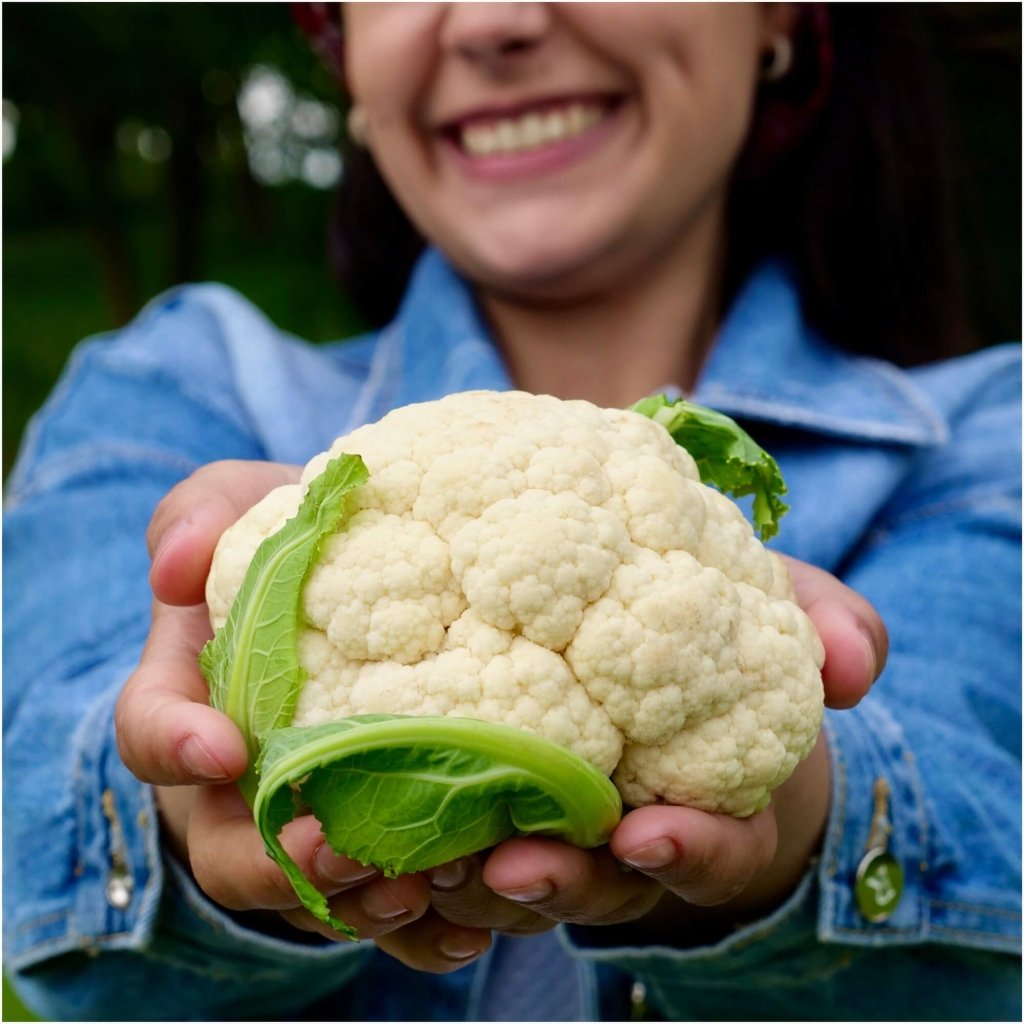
<box><xmin>344</xmin><ymin>10</ymin><xmax>442</xmax><ymax>215</ymax></box>
<box><xmin>644</xmin><ymin>17</ymin><xmax>762</xmax><ymax>182</ymax></box>
<box><xmin>688</xmin><ymin>11</ymin><xmax>763</xmax><ymax>118</ymax></box>
<box><xmin>344</xmin><ymin>6</ymin><xmax>439</xmax><ymax>120</ymax></box>
<box><xmin>571</xmin><ymin>4</ymin><xmax>763</xmax><ymax>126</ymax></box>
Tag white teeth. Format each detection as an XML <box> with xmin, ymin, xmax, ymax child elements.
<box><xmin>460</xmin><ymin>102</ymin><xmax>606</xmax><ymax>157</ymax></box>
<box><xmin>520</xmin><ymin>112</ymin><xmax>544</xmax><ymax>147</ymax></box>
<box><xmin>566</xmin><ymin>105</ymin><xmax>584</xmax><ymax>134</ymax></box>
<box><xmin>545</xmin><ymin>110</ymin><xmax>566</xmax><ymax>138</ymax></box>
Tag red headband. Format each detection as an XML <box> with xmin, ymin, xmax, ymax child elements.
<box><xmin>291</xmin><ymin>2</ymin><xmax>345</xmax><ymax>82</ymax></box>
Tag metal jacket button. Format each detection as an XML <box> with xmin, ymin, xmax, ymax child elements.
<box><xmin>105</xmin><ymin>865</ymin><xmax>134</xmax><ymax>910</ymax></box>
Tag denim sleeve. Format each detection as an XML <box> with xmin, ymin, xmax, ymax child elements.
<box><xmin>564</xmin><ymin>355</ymin><xmax>1022</xmax><ymax>1022</ymax></box>
<box><xmin>2</xmin><ymin>289</ymin><xmax>370</xmax><ymax>1021</ymax></box>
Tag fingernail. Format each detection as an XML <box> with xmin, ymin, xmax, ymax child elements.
<box><xmin>362</xmin><ymin>884</ymin><xmax>412</xmax><ymax>922</ymax></box>
<box><xmin>859</xmin><ymin>626</ymin><xmax>879</xmax><ymax>683</ymax></box>
<box><xmin>179</xmin><ymin>735</ymin><xmax>231</xmax><ymax>781</ymax></box>
<box><xmin>439</xmin><ymin>933</ymin><xmax>487</xmax><ymax>962</ymax></box>
<box><xmin>495</xmin><ymin>879</ymin><xmax>554</xmax><ymax>904</ymax></box>
<box><xmin>427</xmin><ymin>858</ymin><xmax>469</xmax><ymax>892</ymax></box>
<box><xmin>622</xmin><ymin>839</ymin><xmax>677</xmax><ymax>871</ymax></box>
<box><xmin>315</xmin><ymin>845</ymin><xmax>377</xmax><ymax>888</ymax></box>
<box><xmin>152</xmin><ymin>518</ymin><xmax>189</xmax><ymax>568</ymax></box>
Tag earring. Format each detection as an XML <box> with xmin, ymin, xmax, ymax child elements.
<box><xmin>347</xmin><ymin>105</ymin><xmax>370</xmax><ymax>146</ymax></box>
<box><xmin>761</xmin><ymin>36</ymin><xmax>793</xmax><ymax>83</ymax></box>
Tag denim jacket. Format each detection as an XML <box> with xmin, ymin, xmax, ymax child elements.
<box><xmin>4</xmin><ymin>251</ymin><xmax>1021</xmax><ymax>1022</ymax></box>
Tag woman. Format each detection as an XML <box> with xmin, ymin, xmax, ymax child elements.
<box><xmin>4</xmin><ymin>4</ymin><xmax>1020</xmax><ymax>1020</ymax></box>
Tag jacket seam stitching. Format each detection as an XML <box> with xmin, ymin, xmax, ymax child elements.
<box><xmin>859</xmin><ymin>357</ymin><xmax>950</xmax><ymax>442</ymax></box>
<box><xmin>930</xmin><ymin>899</ymin><xmax>1022</xmax><ymax>920</ymax></box>
<box><xmin>828</xmin><ymin>922</ymin><xmax>1019</xmax><ymax>944</ymax></box>
<box><xmin>11</xmin><ymin>910</ymin><xmax>69</xmax><ymax>935</ymax></box>
<box><xmin>695</xmin><ymin>387</ymin><xmax>940</xmax><ymax>445</ymax></box>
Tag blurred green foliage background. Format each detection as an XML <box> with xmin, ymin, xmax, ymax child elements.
<box><xmin>3</xmin><ymin>4</ymin><xmax>1021</xmax><ymax>480</ymax></box>
<box><xmin>3</xmin><ymin>3</ymin><xmax>369</xmax><ymax>479</ymax></box>
<box><xmin>0</xmin><ymin>4</ymin><xmax>1020</xmax><ymax>1016</ymax></box>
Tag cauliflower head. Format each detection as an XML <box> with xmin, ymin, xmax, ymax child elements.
<box><xmin>207</xmin><ymin>390</ymin><xmax>823</xmax><ymax>818</ymax></box>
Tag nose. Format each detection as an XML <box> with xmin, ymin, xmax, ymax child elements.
<box><xmin>440</xmin><ymin>2</ymin><xmax>552</xmax><ymax>68</ymax></box>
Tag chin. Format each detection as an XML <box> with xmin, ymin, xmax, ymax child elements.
<box><xmin>455</xmin><ymin>236</ymin><xmax>621</xmax><ymax>303</ymax></box>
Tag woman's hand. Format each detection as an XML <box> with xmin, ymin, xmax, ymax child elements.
<box><xmin>117</xmin><ymin>461</ymin><xmax>299</xmax><ymax>790</ymax></box>
<box><xmin>372</xmin><ymin>557</ymin><xmax>888</xmax><ymax>972</ymax></box>
<box><xmin>116</xmin><ymin>465</ymin><xmax>886</xmax><ymax>969</ymax></box>
<box><xmin>116</xmin><ymin>462</ymin><xmax>444</xmax><ymax>951</ymax></box>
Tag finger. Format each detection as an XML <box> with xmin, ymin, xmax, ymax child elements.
<box><xmin>280</xmin><ymin>873</ymin><xmax>433</xmax><ymax>943</ymax></box>
<box><xmin>782</xmin><ymin>555</ymin><xmax>889</xmax><ymax>709</ymax></box>
<box><xmin>188</xmin><ymin>784</ymin><xmax>430</xmax><ymax>942</ymax></box>
<box><xmin>425</xmin><ymin>857</ymin><xmax>553</xmax><ymax>935</ymax></box>
<box><xmin>373</xmin><ymin>907</ymin><xmax>493</xmax><ymax>974</ymax></box>
<box><xmin>482</xmin><ymin>838</ymin><xmax>662</xmax><ymax>926</ymax></box>
<box><xmin>189</xmin><ymin>786</ymin><xmax>429</xmax><ymax>940</ymax></box>
<box><xmin>610</xmin><ymin>804</ymin><xmax>777</xmax><ymax>907</ymax></box>
<box><xmin>148</xmin><ymin>460</ymin><xmax>301</xmax><ymax>606</ymax></box>
<box><xmin>115</xmin><ymin>601</ymin><xmax>247</xmax><ymax>786</ymax></box>
<box><xmin>189</xmin><ymin>786</ymin><xmax>334</xmax><ymax>911</ymax></box>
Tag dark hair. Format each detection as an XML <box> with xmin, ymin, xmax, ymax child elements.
<box><xmin>328</xmin><ymin>5</ymin><xmax>978</xmax><ymax>365</ymax></box>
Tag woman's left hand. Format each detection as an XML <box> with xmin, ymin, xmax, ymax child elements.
<box><xmin>371</xmin><ymin>556</ymin><xmax>887</xmax><ymax>971</ymax></box>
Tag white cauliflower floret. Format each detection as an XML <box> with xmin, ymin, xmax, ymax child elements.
<box><xmin>566</xmin><ymin>550</ymin><xmax>746</xmax><ymax>747</ymax></box>
<box><xmin>296</xmin><ymin>611</ymin><xmax>623</xmax><ymax>775</ymax></box>
<box><xmin>305</xmin><ymin>509</ymin><xmax>465</xmax><ymax>664</ymax></box>
<box><xmin>612</xmin><ymin>589</ymin><xmax>825</xmax><ymax>815</ymax></box>
<box><xmin>449</xmin><ymin>490</ymin><xmax>630</xmax><ymax>652</ymax></box>
<box><xmin>207</xmin><ymin>390</ymin><xmax>824</xmax><ymax>817</ymax></box>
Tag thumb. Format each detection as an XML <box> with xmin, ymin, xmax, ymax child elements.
<box><xmin>148</xmin><ymin>460</ymin><xmax>301</xmax><ymax>607</ymax></box>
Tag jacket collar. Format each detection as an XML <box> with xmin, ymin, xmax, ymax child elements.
<box><xmin>385</xmin><ymin>250</ymin><xmax>511</xmax><ymax>414</ymax></box>
<box><xmin>693</xmin><ymin>261</ymin><xmax>948</xmax><ymax>446</ymax></box>
<box><xmin>370</xmin><ymin>249</ymin><xmax>947</xmax><ymax>447</ymax></box>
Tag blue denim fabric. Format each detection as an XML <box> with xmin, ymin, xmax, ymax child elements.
<box><xmin>4</xmin><ymin>250</ymin><xmax>1020</xmax><ymax>1021</ymax></box>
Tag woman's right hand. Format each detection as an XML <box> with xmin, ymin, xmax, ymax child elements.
<box><xmin>114</xmin><ymin>461</ymin><xmax>449</xmax><ymax>950</ymax></box>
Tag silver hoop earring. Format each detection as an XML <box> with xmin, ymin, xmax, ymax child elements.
<box><xmin>347</xmin><ymin>105</ymin><xmax>370</xmax><ymax>147</ymax></box>
<box><xmin>761</xmin><ymin>36</ymin><xmax>793</xmax><ymax>83</ymax></box>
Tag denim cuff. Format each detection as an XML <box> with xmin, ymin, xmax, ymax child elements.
<box><xmin>561</xmin><ymin>699</ymin><xmax>937</xmax><ymax>992</ymax></box>
<box><xmin>160</xmin><ymin>855</ymin><xmax>371</xmax><ymax>980</ymax></box>
<box><xmin>563</xmin><ymin>862</ymin><xmax>818</xmax><ymax>962</ymax></box>
<box><xmin>817</xmin><ymin>699</ymin><xmax>933</xmax><ymax>945</ymax></box>
<box><xmin>9</xmin><ymin>671</ymin><xmax>371</xmax><ymax>987</ymax></box>
<box><xmin>820</xmin><ymin>701</ymin><xmax>1018</xmax><ymax>953</ymax></box>
<box><xmin>3</xmin><ymin>663</ymin><xmax>165</xmax><ymax>971</ymax></box>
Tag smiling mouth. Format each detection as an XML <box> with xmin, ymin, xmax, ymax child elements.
<box><xmin>451</xmin><ymin>98</ymin><xmax>618</xmax><ymax>158</ymax></box>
